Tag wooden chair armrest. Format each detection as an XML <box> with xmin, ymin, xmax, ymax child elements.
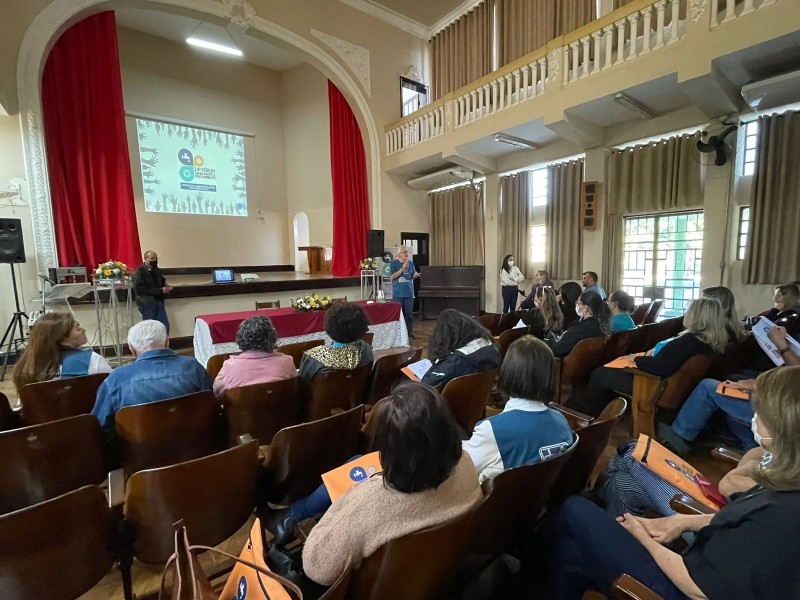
<box><xmin>669</xmin><ymin>493</ymin><xmax>713</xmax><ymax>515</ymax></box>
<box><xmin>624</xmin><ymin>367</ymin><xmax>661</xmax><ymax>380</ymax></box>
<box><xmin>712</xmin><ymin>446</ymin><xmax>742</xmax><ymax>467</ymax></box>
<box><xmin>612</xmin><ymin>574</ymin><xmax>667</xmax><ymax>600</ymax></box>
<box><xmin>547</xmin><ymin>402</ymin><xmax>593</xmax><ymax>429</ymax></box>
<box><xmin>107</xmin><ymin>468</ymin><xmax>126</xmax><ymax>509</ymax></box>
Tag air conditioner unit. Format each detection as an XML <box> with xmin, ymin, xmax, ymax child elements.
<box><xmin>741</xmin><ymin>70</ymin><xmax>800</xmax><ymax>110</ymax></box>
<box><xmin>406</xmin><ymin>166</ymin><xmax>474</xmax><ymax>191</ymax></box>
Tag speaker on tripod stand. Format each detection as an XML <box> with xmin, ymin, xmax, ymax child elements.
<box><xmin>0</xmin><ymin>218</ymin><xmax>28</xmax><ymax>381</ymax></box>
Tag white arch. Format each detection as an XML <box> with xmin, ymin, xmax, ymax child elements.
<box><xmin>17</xmin><ymin>0</ymin><xmax>382</xmax><ymax>270</ymax></box>
<box><xmin>292</xmin><ymin>211</ymin><xmax>310</xmax><ymax>272</ymax></box>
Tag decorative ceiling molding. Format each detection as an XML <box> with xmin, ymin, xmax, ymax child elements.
<box><xmin>429</xmin><ymin>0</ymin><xmax>485</xmax><ymax>37</ymax></box>
<box><xmin>336</xmin><ymin>0</ymin><xmax>428</xmax><ymax>38</ymax></box>
<box><xmin>222</xmin><ymin>0</ymin><xmax>256</xmax><ymax>28</ymax></box>
<box><xmin>689</xmin><ymin>0</ymin><xmax>709</xmax><ymax>23</ymax></box>
<box><xmin>311</xmin><ymin>29</ymin><xmax>371</xmax><ymax>96</ymax></box>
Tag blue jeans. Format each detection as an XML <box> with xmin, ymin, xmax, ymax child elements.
<box><xmin>289</xmin><ymin>455</ymin><xmax>362</xmax><ymax>522</ymax></box>
<box><xmin>671</xmin><ymin>378</ymin><xmax>757</xmax><ymax>451</ymax></box>
<box><xmin>396</xmin><ymin>296</ymin><xmax>414</xmax><ymax>336</ymax></box>
<box><xmin>501</xmin><ymin>285</ymin><xmax>518</xmax><ymax>313</ymax></box>
<box><xmin>139</xmin><ymin>301</ymin><xmax>170</xmax><ymax>334</ymax></box>
<box><xmin>548</xmin><ymin>496</ymin><xmax>688</xmax><ymax>600</ymax></box>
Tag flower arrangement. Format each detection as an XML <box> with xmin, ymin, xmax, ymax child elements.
<box><xmin>292</xmin><ymin>293</ymin><xmax>333</xmax><ymax>312</ymax></box>
<box><xmin>360</xmin><ymin>258</ymin><xmax>378</xmax><ymax>270</ymax></box>
<box><xmin>94</xmin><ymin>260</ymin><xmax>130</xmax><ymax>280</ymax></box>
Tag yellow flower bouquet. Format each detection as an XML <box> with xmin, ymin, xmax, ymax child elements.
<box><xmin>94</xmin><ymin>260</ymin><xmax>130</xmax><ymax>282</ymax></box>
<box><xmin>291</xmin><ymin>293</ymin><xmax>333</xmax><ymax>312</ymax></box>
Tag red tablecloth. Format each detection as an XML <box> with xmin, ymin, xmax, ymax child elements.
<box><xmin>197</xmin><ymin>300</ymin><xmax>402</xmax><ymax>344</ymax></box>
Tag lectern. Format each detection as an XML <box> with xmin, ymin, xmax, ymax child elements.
<box><xmin>298</xmin><ymin>246</ymin><xmax>332</xmax><ymax>274</ymax></box>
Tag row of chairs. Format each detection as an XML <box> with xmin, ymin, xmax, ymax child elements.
<box><xmin>0</xmin><ymin>389</ymin><xmax>628</xmax><ymax>600</ymax></box>
<box><xmin>630</xmin><ymin>300</ymin><xmax>664</xmax><ymax>326</ymax></box>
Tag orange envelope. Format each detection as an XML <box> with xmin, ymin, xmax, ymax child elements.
<box><xmin>716</xmin><ymin>381</ymin><xmax>751</xmax><ymax>400</ymax></box>
<box><xmin>321</xmin><ymin>452</ymin><xmax>383</xmax><ymax>502</ymax></box>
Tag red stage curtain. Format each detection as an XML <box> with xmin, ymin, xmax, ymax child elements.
<box><xmin>41</xmin><ymin>11</ymin><xmax>141</xmax><ymax>271</ymax></box>
<box><xmin>328</xmin><ymin>81</ymin><xmax>370</xmax><ymax>277</ymax></box>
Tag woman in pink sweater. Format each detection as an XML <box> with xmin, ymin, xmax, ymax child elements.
<box><xmin>302</xmin><ymin>382</ymin><xmax>483</xmax><ymax>585</ymax></box>
<box><xmin>212</xmin><ymin>315</ymin><xmax>296</xmax><ymax>399</ymax></box>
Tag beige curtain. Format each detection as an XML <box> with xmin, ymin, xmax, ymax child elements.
<box><xmin>430</xmin><ymin>1</ymin><xmax>494</xmax><ymax>99</ymax></box>
<box><xmin>431</xmin><ymin>183</ymin><xmax>486</xmax><ymax>266</ymax></box>
<box><xmin>499</xmin><ymin>171</ymin><xmax>533</xmax><ymax>277</ymax></box>
<box><xmin>498</xmin><ymin>0</ymin><xmax>557</xmax><ymax>66</ymax></box>
<box><xmin>744</xmin><ymin>110</ymin><xmax>800</xmax><ymax>283</ymax></box>
<box><xmin>603</xmin><ymin>133</ymin><xmax>705</xmax><ymax>291</ymax></box>
<box><xmin>545</xmin><ymin>159</ymin><xmax>584</xmax><ymax>280</ymax></box>
<box><xmin>558</xmin><ymin>0</ymin><xmax>597</xmax><ymax>35</ymax></box>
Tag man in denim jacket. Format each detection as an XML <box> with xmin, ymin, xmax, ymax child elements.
<box><xmin>91</xmin><ymin>320</ymin><xmax>212</xmax><ymax>430</ymax></box>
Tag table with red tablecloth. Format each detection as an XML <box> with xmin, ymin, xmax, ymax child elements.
<box><xmin>193</xmin><ymin>300</ymin><xmax>408</xmax><ymax>367</ymax></box>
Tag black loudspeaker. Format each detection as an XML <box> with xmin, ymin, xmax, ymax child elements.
<box><xmin>0</xmin><ymin>218</ymin><xmax>25</xmax><ymax>263</ymax></box>
<box><xmin>367</xmin><ymin>229</ymin><xmax>385</xmax><ymax>258</ymax></box>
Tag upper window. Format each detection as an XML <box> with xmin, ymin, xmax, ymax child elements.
<box><xmin>530</xmin><ymin>224</ymin><xmax>546</xmax><ymax>263</ymax></box>
<box><xmin>737</xmin><ymin>206</ymin><xmax>750</xmax><ymax>260</ymax></box>
<box><xmin>400</xmin><ymin>77</ymin><xmax>428</xmax><ymax>118</ymax></box>
<box><xmin>742</xmin><ymin>121</ymin><xmax>759</xmax><ymax>176</ymax></box>
<box><xmin>530</xmin><ymin>168</ymin><xmax>548</xmax><ymax>207</ymax></box>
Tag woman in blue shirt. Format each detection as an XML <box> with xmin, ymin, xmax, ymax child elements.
<box><xmin>606</xmin><ymin>290</ymin><xmax>637</xmax><ymax>333</ymax></box>
<box><xmin>389</xmin><ymin>246</ymin><xmax>419</xmax><ymax>340</ymax></box>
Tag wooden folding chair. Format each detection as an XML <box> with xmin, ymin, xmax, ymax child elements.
<box><xmin>556</xmin><ymin>336</ymin><xmax>606</xmax><ymax>405</ymax></box>
<box><xmin>476</xmin><ymin>313</ymin><xmax>501</xmax><ymax>336</ymax></box>
<box><xmin>642</xmin><ymin>300</ymin><xmax>664</xmax><ymax>324</ymax></box>
<box><xmin>206</xmin><ymin>352</ymin><xmax>238</xmax><ymax>382</ymax></box>
<box><xmin>0</xmin><ymin>392</ymin><xmax>20</xmax><ymax>431</ymax></box>
<box><xmin>364</xmin><ymin>347</ymin><xmax>420</xmax><ymax>404</ymax></box>
<box><xmin>19</xmin><ymin>372</ymin><xmax>109</xmax><ymax>425</ymax></box>
<box><xmin>279</xmin><ymin>339</ymin><xmax>324</xmax><ymax>369</ymax></box>
<box><xmin>612</xmin><ymin>574</ymin><xmax>666</xmax><ymax>600</ymax></box>
<box><xmin>362</xmin><ymin>331</ymin><xmax>375</xmax><ymax>345</ymax></box>
<box><xmin>223</xmin><ymin>378</ymin><xmax>301</xmax><ymax>445</ymax></box>
<box><xmin>630</xmin><ymin>303</ymin><xmax>651</xmax><ymax>326</ymax></box>
<box><xmin>496</xmin><ymin>327</ymin><xmax>527</xmax><ymax>358</ymax></box>
<box><xmin>440</xmin><ymin>369</ymin><xmax>499</xmax><ymax>434</ymax></box>
<box><xmin>319</xmin><ymin>557</ymin><xmax>353</xmax><ymax>600</ymax></box>
<box><xmin>303</xmin><ymin>364</ymin><xmax>371</xmax><ymax>422</ymax></box>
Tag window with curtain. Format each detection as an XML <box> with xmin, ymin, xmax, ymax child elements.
<box><xmin>499</xmin><ymin>170</ymin><xmax>533</xmax><ymax>277</ymax></box>
<box><xmin>430</xmin><ymin>183</ymin><xmax>486</xmax><ymax>266</ymax></box>
<box><xmin>545</xmin><ymin>158</ymin><xmax>585</xmax><ymax>280</ymax></box>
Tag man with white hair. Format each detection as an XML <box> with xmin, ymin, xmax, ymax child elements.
<box><xmin>91</xmin><ymin>320</ymin><xmax>212</xmax><ymax>430</ymax></box>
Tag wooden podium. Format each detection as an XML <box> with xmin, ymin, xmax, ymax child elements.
<box><xmin>298</xmin><ymin>246</ymin><xmax>332</xmax><ymax>274</ymax></box>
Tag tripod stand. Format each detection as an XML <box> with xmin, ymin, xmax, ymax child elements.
<box><xmin>1</xmin><ymin>263</ymin><xmax>28</xmax><ymax>381</ymax></box>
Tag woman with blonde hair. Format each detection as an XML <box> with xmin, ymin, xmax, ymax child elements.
<box><xmin>12</xmin><ymin>312</ymin><xmax>111</xmax><ymax>393</ymax></box>
<box><xmin>549</xmin><ymin>366</ymin><xmax>800</xmax><ymax>599</ymax></box>
<box><xmin>701</xmin><ymin>285</ymin><xmax>746</xmax><ymax>342</ymax></box>
<box><xmin>579</xmin><ymin>298</ymin><xmax>727</xmax><ymax>416</ymax></box>
<box><xmin>520</xmin><ymin>286</ymin><xmax>564</xmax><ymax>339</ymax></box>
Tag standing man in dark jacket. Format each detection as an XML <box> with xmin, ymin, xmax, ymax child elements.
<box><xmin>132</xmin><ymin>250</ymin><xmax>172</xmax><ymax>332</ymax></box>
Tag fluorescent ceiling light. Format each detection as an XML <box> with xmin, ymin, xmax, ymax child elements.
<box><xmin>186</xmin><ymin>36</ymin><xmax>243</xmax><ymax>56</ymax></box>
<box><xmin>494</xmin><ymin>133</ymin><xmax>538</xmax><ymax>149</ymax></box>
<box><xmin>614</xmin><ymin>93</ymin><xmax>655</xmax><ymax>119</ymax></box>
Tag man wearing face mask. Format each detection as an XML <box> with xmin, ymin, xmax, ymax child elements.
<box><xmin>133</xmin><ymin>250</ymin><xmax>172</xmax><ymax>333</ymax></box>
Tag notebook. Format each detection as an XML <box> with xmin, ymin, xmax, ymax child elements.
<box><xmin>401</xmin><ymin>358</ymin><xmax>433</xmax><ymax>381</ymax></box>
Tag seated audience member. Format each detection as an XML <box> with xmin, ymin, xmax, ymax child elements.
<box><xmin>212</xmin><ymin>315</ymin><xmax>296</xmax><ymax>399</ymax></box>
<box><xmin>13</xmin><ymin>312</ymin><xmax>111</xmax><ymax>393</ymax></box>
<box><xmin>298</xmin><ymin>302</ymin><xmax>373</xmax><ymax>382</ymax></box>
<box><xmin>549</xmin><ymin>366</ymin><xmax>800</xmax><ymax>600</ymax></box>
<box><xmin>301</xmin><ymin>382</ymin><xmax>483</xmax><ymax>585</ymax></box>
<box><xmin>520</xmin><ymin>269</ymin><xmax>555</xmax><ymax>310</ymax></box>
<box><xmin>701</xmin><ymin>285</ymin><xmax>746</xmax><ymax>342</ymax></box>
<box><xmin>463</xmin><ymin>336</ymin><xmax>573</xmax><ymax>482</ymax></box>
<box><xmin>546</xmin><ymin>291</ymin><xmax>610</xmax><ymax>358</ymax></box>
<box><xmin>582</xmin><ymin>271</ymin><xmax>606</xmax><ymax>299</ymax></box>
<box><xmin>557</xmin><ymin>281</ymin><xmax>583</xmax><ymax>330</ymax></box>
<box><xmin>520</xmin><ymin>286</ymin><xmax>564</xmax><ymax>339</ymax></box>
<box><xmin>91</xmin><ymin>320</ymin><xmax>212</xmax><ymax>430</ymax></box>
<box><xmin>656</xmin><ymin>325</ymin><xmax>800</xmax><ymax>456</ymax></box>
<box><xmin>579</xmin><ymin>298</ymin><xmax>728</xmax><ymax>417</ymax></box>
<box><xmin>421</xmin><ymin>309</ymin><xmax>501</xmax><ymax>389</ymax></box>
<box><xmin>761</xmin><ymin>283</ymin><xmax>800</xmax><ymax>322</ymax></box>
<box><xmin>606</xmin><ymin>291</ymin><xmax>637</xmax><ymax>333</ymax></box>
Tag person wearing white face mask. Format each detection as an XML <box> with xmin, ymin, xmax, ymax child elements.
<box><xmin>499</xmin><ymin>254</ymin><xmax>525</xmax><ymax>313</ymax></box>
<box><xmin>549</xmin><ymin>366</ymin><xmax>800</xmax><ymax>600</ymax></box>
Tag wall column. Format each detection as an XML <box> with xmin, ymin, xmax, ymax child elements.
<box><xmin>483</xmin><ymin>174</ymin><xmax>500</xmax><ymax>313</ymax></box>
<box><xmin>582</xmin><ymin>147</ymin><xmax>609</xmax><ymax>286</ymax></box>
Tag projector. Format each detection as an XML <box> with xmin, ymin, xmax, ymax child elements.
<box><xmin>241</xmin><ymin>273</ymin><xmax>259</xmax><ymax>283</ymax></box>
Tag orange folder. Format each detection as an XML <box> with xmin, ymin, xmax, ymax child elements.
<box><xmin>604</xmin><ymin>352</ymin><xmax>645</xmax><ymax>369</ymax></box>
<box><xmin>401</xmin><ymin>366</ymin><xmax>420</xmax><ymax>381</ymax></box>
<box><xmin>321</xmin><ymin>452</ymin><xmax>383</xmax><ymax>502</ymax></box>
<box><xmin>716</xmin><ymin>381</ymin><xmax>751</xmax><ymax>400</ymax></box>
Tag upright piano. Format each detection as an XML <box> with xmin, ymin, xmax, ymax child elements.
<box><xmin>418</xmin><ymin>266</ymin><xmax>483</xmax><ymax>319</ymax></box>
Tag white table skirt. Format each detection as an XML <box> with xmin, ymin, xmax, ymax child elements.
<box><xmin>193</xmin><ymin>316</ymin><xmax>408</xmax><ymax>368</ymax></box>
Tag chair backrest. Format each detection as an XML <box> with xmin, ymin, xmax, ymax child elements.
<box><xmin>124</xmin><ymin>440</ymin><xmax>259</xmax><ymax>564</ymax></box>
<box><xmin>304</xmin><ymin>364</ymin><xmax>372</xmax><ymax>422</ymax></box>
<box><xmin>19</xmin><ymin>372</ymin><xmax>109</xmax><ymax>425</ymax></box>
<box><xmin>612</xmin><ymin>574</ymin><xmax>666</xmax><ymax>600</ymax></box>
<box><xmin>332</xmin><ymin>296</ymin><xmax>348</xmax><ymax>304</ymax></box>
<box><xmin>775</xmin><ymin>312</ymin><xmax>800</xmax><ymax>335</ymax></box>
<box><xmin>476</xmin><ymin>313</ymin><xmax>501</xmax><ymax>336</ymax></box>
<box><xmin>655</xmin><ymin>316</ymin><xmax>685</xmax><ymax>340</ymax></box>
<box><xmin>364</xmin><ymin>347</ymin><xmax>419</xmax><ymax>404</ymax></box>
<box><xmin>706</xmin><ymin>333</ymin><xmax>759</xmax><ymax>381</ymax></box>
<box><xmin>496</xmin><ymin>327</ymin><xmax>528</xmax><ymax>358</ymax></box>
<box><xmin>468</xmin><ymin>435</ymin><xmax>578</xmax><ymax>558</ymax></box>
<box><xmin>558</xmin><ymin>336</ymin><xmax>606</xmax><ymax>404</ymax></box>
<box><xmin>255</xmin><ymin>300</ymin><xmax>280</xmax><ymax>309</ymax></box>
<box><xmin>115</xmin><ymin>390</ymin><xmax>222</xmax><ymax>476</ymax></box>
<box><xmin>262</xmin><ymin>405</ymin><xmax>363</xmax><ymax>504</ymax></box>
<box><xmin>642</xmin><ymin>300</ymin><xmax>664</xmax><ymax>324</ymax></box>
<box><xmin>223</xmin><ymin>378</ymin><xmax>301</xmax><ymax>445</ymax></box>
<box><xmin>279</xmin><ymin>339</ymin><xmax>324</xmax><ymax>369</ymax></box>
<box><xmin>362</xmin><ymin>331</ymin><xmax>375</xmax><ymax>346</ymax></box>
<box><xmin>630</xmin><ymin>303</ymin><xmax>651</xmax><ymax>326</ymax></box>
<box><xmin>600</xmin><ymin>330</ymin><xmax>632</xmax><ymax>363</ymax></box>
<box><xmin>318</xmin><ymin>557</ymin><xmax>352</xmax><ymax>600</ymax></box>
<box><xmin>655</xmin><ymin>354</ymin><xmax>714</xmax><ymax>410</ymax></box>
<box><xmin>440</xmin><ymin>369</ymin><xmax>499</xmax><ymax>434</ymax></box>
<box><xmin>0</xmin><ymin>392</ymin><xmax>19</xmax><ymax>432</ymax></box>
<box><xmin>625</xmin><ymin>324</ymin><xmax>654</xmax><ymax>354</ymax></box>
<box><xmin>347</xmin><ymin>504</ymin><xmax>480</xmax><ymax>600</ymax></box>
<box><xmin>547</xmin><ymin>398</ymin><xmax>627</xmax><ymax>508</ymax></box>
<box><xmin>0</xmin><ymin>415</ymin><xmax>108</xmax><ymax>514</ymax></box>
<box><xmin>206</xmin><ymin>352</ymin><xmax>236</xmax><ymax>382</ymax></box>
<box><xmin>0</xmin><ymin>485</ymin><xmax>116</xmax><ymax>600</ymax></box>
<box><xmin>496</xmin><ymin>311</ymin><xmax>523</xmax><ymax>334</ymax></box>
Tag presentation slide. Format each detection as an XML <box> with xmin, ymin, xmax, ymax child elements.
<box><xmin>135</xmin><ymin>118</ymin><xmax>248</xmax><ymax>217</ymax></box>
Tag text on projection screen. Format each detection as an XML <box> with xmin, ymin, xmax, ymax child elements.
<box><xmin>136</xmin><ymin>118</ymin><xmax>248</xmax><ymax>216</ymax></box>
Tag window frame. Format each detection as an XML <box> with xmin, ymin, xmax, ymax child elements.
<box><xmin>737</xmin><ymin>206</ymin><xmax>750</xmax><ymax>261</ymax></box>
